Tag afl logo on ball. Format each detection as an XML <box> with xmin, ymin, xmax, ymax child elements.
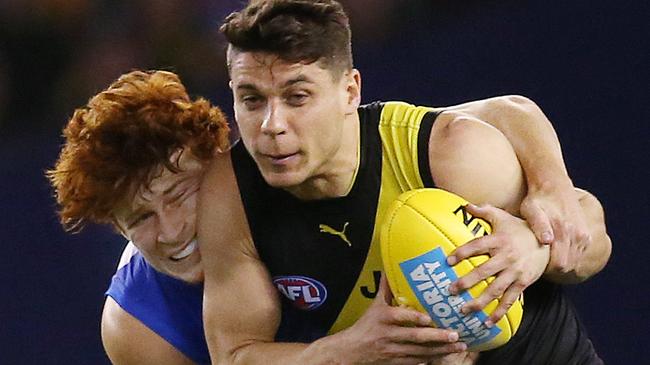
<box><xmin>273</xmin><ymin>276</ymin><xmax>328</xmax><ymax>310</ymax></box>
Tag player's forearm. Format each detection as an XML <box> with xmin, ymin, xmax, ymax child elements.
<box><xmin>203</xmin><ymin>276</ymin><xmax>343</xmax><ymax>365</ymax></box>
<box><xmin>543</xmin><ymin>189</ymin><xmax>611</xmax><ymax>284</ymax></box>
<box><xmin>210</xmin><ymin>336</ymin><xmax>344</xmax><ymax>365</ymax></box>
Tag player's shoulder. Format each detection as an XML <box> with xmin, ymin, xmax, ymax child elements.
<box><xmin>101</xmin><ymin>296</ymin><xmax>141</xmax><ymax>343</ymax></box>
<box><xmin>100</xmin><ymin>297</ymin><xmax>157</xmax><ymax>363</ymax></box>
<box><xmin>101</xmin><ymin>297</ymin><xmax>194</xmax><ymax>365</ymax></box>
<box><xmin>438</xmin><ymin>95</ymin><xmax>540</xmax><ymax>123</ymax></box>
<box><xmin>427</xmin><ymin>95</ymin><xmax>541</xmax><ymax>141</ymax></box>
<box><xmin>116</xmin><ymin>241</ymin><xmax>139</xmax><ymax>270</ymax></box>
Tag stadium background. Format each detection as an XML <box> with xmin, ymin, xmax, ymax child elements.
<box><xmin>1</xmin><ymin>0</ymin><xmax>647</xmax><ymax>363</ymax></box>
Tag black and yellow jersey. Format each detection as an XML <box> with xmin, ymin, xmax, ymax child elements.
<box><xmin>231</xmin><ymin>101</ymin><xmax>439</xmax><ymax>340</ymax></box>
<box><xmin>231</xmin><ymin>101</ymin><xmax>602</xmax><ymax>364</ymax></box>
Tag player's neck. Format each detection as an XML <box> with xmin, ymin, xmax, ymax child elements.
<box><xmin>286</xmin><ymin>114</ymin><xmax>361</xmax><ymax>200</ymax></box>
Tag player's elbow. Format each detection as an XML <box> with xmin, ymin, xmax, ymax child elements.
<box><xmin>499</xmin><ymin>94</ymin><xmax>536</xmax><ymax>107</ymax></box>
<box><xmin>202</xmin><ymin>298</ymin><xmax>250</xmax><ymax>365</ymax></box>
<box><xmin>575</xmin><ymin>209</ymin><xmax>613</xmax><ymax>282</ymax></box>
<box><xmin>490</xmin><ymin>95</ymin><xmax>543</xmax><ymax>118</ymax></box>
<box><xmin>581</xmin><ymin>191</ymin><xmax>612</xmax><ymax>274</ymax></box>
<box><xmin>205</xmin><ymin>334</ymin><xmax>262</xmax><ymax>365</ymax></box>
<box><xmin>581</xmin><ymin>233</ymin><xmax>612</xmax><ymax>281</ymax></box>
<box><xmin>564</xmin><ymin>235</ymin><xmax>612</xmax><ymax>284</ymax></box>
<box><xmin>551</xmin><ymin>191</ymin><xmax>613</xmax><ymax>284</ymax></box>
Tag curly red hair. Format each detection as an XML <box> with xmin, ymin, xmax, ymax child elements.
<box><xmin>47</xmin><ymin>70</ymin><xmax>230</xmax><ymax>231</ymax></box>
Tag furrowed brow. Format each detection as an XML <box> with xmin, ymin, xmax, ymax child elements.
<box><xmin>236</xmin><ymin>83</ymin><xmax>259</xmax><ymax>92</ymax></box>
<box><xmin>282</xmin><ymin>75</ymin><xmax>312</xmax><ymax>88</ymax></box>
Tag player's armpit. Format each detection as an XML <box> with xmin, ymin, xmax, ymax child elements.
<box><xmin>101</xmin><ymin>297</ymin><xmax>195</xmax><ymax>365</ymax></box>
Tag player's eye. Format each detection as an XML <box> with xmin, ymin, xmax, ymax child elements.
<box><xmin>286</xmin><ymin>93</ymin><xmax>309</xmax><ymax>106</ymax></box>
<box><xmin>241</xmin><ymin>95</ymin><xmax>264</xmax><ymax>110</ymax></box>
<box><xmin>128</xmin><ymin>212</ymin><xmax>154</xmax><ymax>229</ymax></box>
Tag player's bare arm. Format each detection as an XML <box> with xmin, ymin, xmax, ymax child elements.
<box><xmin>198</xmin><ymin>154</ymin><xmax>467</xmax><ymax>365</ymax></box>
<box><xmin>428</xmin><ymin>112</ymin><xmax>550</xmax><ymax>326</ymax></box>
<box><xmin>541</xmin><ymin>188</ymin><xmax>611</xmax><ymax>284</ymax></box>
<box><xmin>443</xmin><ymin>96</ymin><xmax>592</xmax><ymax>274</ymax></box>
<box><xmin>427</xmin><ymin>114</ymin><xmax>611</xmax><ymax>324</ymax></box>
<box><xmin>101</xmin><ymin>297</ymin><xmax>196</xmax><ymax>365</ymax></box>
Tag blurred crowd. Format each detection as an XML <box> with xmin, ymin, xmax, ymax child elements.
<box><xmin>0</xmin><ymin>0</ymin><xmax>429</xmax><ymax>137</ymax></box>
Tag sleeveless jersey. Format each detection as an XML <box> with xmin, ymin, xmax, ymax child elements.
<box><xmin>233</xmin><ymin>101</ymin><xmax>602</xmax><ymax>363</ymax></box>
<box><xmin>105</xmin><ymin>243</ymin><xmax>210</xmax><ymax>364</ymax></box>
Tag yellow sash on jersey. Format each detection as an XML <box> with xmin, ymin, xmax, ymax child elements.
<box><xmin>328</xmin><ymin>102</ymin><xmax>438</xmax><ymax>333</ymax></box>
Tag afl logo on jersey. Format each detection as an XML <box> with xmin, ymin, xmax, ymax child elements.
<box><xmin>273</xmin><ymin>276</ymin><xmax>328</xmax><ymax>310</ymax></box>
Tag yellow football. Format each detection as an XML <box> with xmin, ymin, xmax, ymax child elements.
<box><xmin>380</xmin><ymin>188</ymin><xmax>523</xmax><ymax>352</ymax></box>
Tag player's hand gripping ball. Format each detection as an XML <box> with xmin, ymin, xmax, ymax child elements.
<box><xmin>380</xmin><ymin>188</ymin><xmax>523</xmax><ymax>351</ymax></box>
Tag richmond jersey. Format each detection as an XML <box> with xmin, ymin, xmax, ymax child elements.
<box><xmin>232</xmin><ymin>101</ymin><xmax>602</xmax><ymax>364</ymax></box>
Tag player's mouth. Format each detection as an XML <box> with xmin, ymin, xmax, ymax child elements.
<box><xmin>170</xmin><ymin>239</ymin><xmax>198</xmax><ymax>261</ymax></box>
<box><xmin>260</xmin><ymin>152</ymin><xmax>299</xmax><ymax>166</ymax></box>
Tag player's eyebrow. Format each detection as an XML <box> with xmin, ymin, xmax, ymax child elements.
<box><xmin>123</xmin><ymin>176</ymin><xmax>186</xmax><ymax>225</ymax></box>
<box><xmin>124</xmin><ymin>207</ymin><xmax>146</xmax><ymax>228</ymax></box>
<box><xmin>236</xmin><ymin>75</ymin><xmax>313</xmax><ymax>92</ymax></box>
<box><xmin>282</xmin><ymin>74</ymin><xmax>313</xmax><ymax>88</ymax></box>
<box><xmin>236</xmin><ymin>83</ymin><xmax>259</xmax><ymax>92</ymax></box>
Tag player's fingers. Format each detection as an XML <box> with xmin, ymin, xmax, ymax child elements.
<box><xmin>566</xmin><ymin>229</ymin><xmax>589</xmax><ymax>274</ymax></box>
<box><xmin>432</xmin><ymin>352</ymin><xmax>478</xmax><ymax>365</ymax></box>
<box><xmin>519</xmin><ymin>200</ymin><xmax>554</xmax><ymax>245</ymax></box>
<box><xmin>548</xmin><ymin>219</ymin><xmax>570</xmax><ymax>273</ymax></box>
<box><xmin>386</xmin><ymin>305</ymin><xmax>433</xmax><ymax>327</ymax></box>
<box><xmin>374</xmin><ymin>341</ymin><xmax>467</xmax><ymax>364</ymax></box>
<box><xmin>377</xmin><ymin>271</ymin><xmax>394</xmax><ymax>305</ymax></box>
<box><xmin>464</xmin><ymin>203</ymin><xmax>507</xmax><ymax>226</ymax></box>
<box><xmin>448</xmin><ymin>234</ymin><xmax>496</xmax><ymax>266</ymax></box>
<box><xmin>387</xmin><ymin>326</ymin><xmax>461</xmax><ymax>345</ymax></box>
<box><xmin>450</xmin><ymin>251</ymin><xmax>505</xmax><ymax>295</ymax></box>
<box><xmin>461</xmin><ymin>271</ymin><xmax>514</xmax><ymax>314</ymax></box>
<box><xmin>486</xmin><ymin>281</ymin><xmax>526</xmax><ymax>327</ymax></box>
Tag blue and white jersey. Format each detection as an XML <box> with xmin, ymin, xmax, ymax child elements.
<box><xmin>105</xmin><ymin>243</ymin><xmax>209</xmax><ymax>364</ymax></box>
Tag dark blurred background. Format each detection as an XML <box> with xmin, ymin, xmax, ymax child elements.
<box><xmin>1</xmin><ymin>0</ymin><xmax>648</xmax><ymax>363</ymax></box>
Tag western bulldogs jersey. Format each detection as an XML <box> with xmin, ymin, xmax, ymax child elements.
<box><xmin>105</xmin><ymin>243</ymin><xmax>210</xmax><ymax>364</ymax></box>
<box><xmin>232</xmin><ymin>101</ymin><xmax>602</xmax><ymax>363</ymax></box>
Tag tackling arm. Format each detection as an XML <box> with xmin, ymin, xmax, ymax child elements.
<box><xmin>198</xmin><ymin>154</ymin><xmax>467</xmax><ymax>365</ymax></box>
<box><xmin>428</xmin><ymin>114</ymin><xmax>611</xmax><ymax>322</ymax></box>
<box><xmin>445</xmin><ymin>96</ymin><xmax>600</xmax><ymax>276</ymax></box>
<box><xmin>445</xmin><ymin>95</ymin><xmax>569</xmax><ymax>190</ymax></box>
<box><xmin>542</xmin><ymin>188</ymin><xmax>611</xmax><ymax>284</ymax></box>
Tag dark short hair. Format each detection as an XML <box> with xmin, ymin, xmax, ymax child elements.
<box><xmin>221</xmin><ymin>0</ymin><xmax>353</xmax><ymax>76</ymax></box>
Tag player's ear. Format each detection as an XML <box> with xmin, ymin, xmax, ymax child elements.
<box><xmin>344</xmin><ymin>69</ymin><xmax>361</xmax><ymax>113</ymax></box>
